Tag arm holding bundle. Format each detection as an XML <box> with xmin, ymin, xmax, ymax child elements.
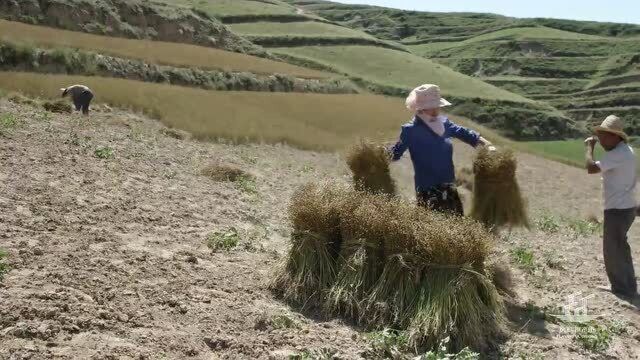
<box><xmin>585</xmin><ymin>136</ymin><xmax>601</xmax><ymax>174</ymax></box>
<box><xmin>448</xmin><ymin>121</ymin><xmax>495</xmax><ymax>150</ymax></box>
<box><xmin>388</xmin><ymin>127</ymin><xmax>409</xmax><ymax>161</ymax></box>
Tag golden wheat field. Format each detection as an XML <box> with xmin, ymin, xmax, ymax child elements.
<box><xmin>0</xmin><ymin>72</ymin><xmax>512</xmax><ymax>150</ymax></box>
<box><xmin>0</xmin><ymin>20</ymin><xmax>328</xmax><ymax>79</ymax></box>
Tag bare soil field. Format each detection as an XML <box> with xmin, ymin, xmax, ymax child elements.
<box><xmin>1</xmin><ymin>100</ymin><xmax>639</xmax><ymax>359</ymax></box>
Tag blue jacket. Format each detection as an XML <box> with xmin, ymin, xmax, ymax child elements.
<box><xmin>390</xmin><ymin>116</ymin><xmax>480</xmax><ymax>192</ymax></box>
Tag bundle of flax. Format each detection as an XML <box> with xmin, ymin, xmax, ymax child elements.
<box><xmin>272</xmin><ymin>182</ymin><xmax>505</xmax><ymax>352</ymax></box>
<box><xmin>471</xmin><ymin>148</ymin><xmax>529</xmax><ymax>229</ymax></box>
<box><xmin>346</xmin><ymin>140</ymin><xmax>396</xmax><ymax>196</ymax></box>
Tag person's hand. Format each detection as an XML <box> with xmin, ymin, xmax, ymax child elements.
<box><xmin>584</xmin><ymin>136</ymin><xmax>598</xmax><ymax>147</ymax></box>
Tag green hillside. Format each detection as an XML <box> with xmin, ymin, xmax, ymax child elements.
<box><xmin>291</xmin><ymin>0</ymin><xmax>640</xmax><ymax>140</ymax></box>
<box><xmin>271</xmin><ymin>45</ymin><xmax>529</xmax><ymax>101</ymax></box>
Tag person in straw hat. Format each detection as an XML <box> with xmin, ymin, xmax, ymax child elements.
<box><xmin>389</xmin><ymin>84</ymin><xmax>494</xmax><ymax>215</ymax></box>
<box><xmin>585</xmin><ymin>115</ymin><xmax>638</xmax><ymax>299</ymax></box>
<box><xmin>60</xmin><ymin>84</ymin><xmax>94</xmax><ymax>116</ymax></box>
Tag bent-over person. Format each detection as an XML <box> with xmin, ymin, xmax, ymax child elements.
<box><xmin>585</xmin><ymin>115</ymin><xmax>638</xmax><ymax>299</ymax></box>
<box><xmin>61</xmin><ymin>85</ymin><xmax>94</xmax><ymax>115</ymax></box>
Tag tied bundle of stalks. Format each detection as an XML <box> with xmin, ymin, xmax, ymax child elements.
<box><xmin>326</xmin><ymin>196</ymin><xmax>387</xmax><ymax>320</ymax></box>
<box><xmin>346</xmin><ymin>140</ymin><xmax>396</xmax><ymax>195</ymax></box>
<box><xmin>471</xmin><ymin>148</ymin><xmax>529</xmax><ymax>230</ymax></box>
<box><xmin>273</xmin><ymin>182</ymin><xmax>505</xmax><ymax>352</ymax></box>
<box><xmin>272</xmin><ymin>183</ymin><xmax>356</xmax><ymax>306</ymax></box>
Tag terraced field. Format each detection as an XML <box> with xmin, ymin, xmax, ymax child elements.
<box><xmin>291</xmin><ymin>0</ymin><xmax>640</xmax><ymax>139</ymax></box>
<box><xmin>0</xmin><ymin>20</ymin><xmax>328</xmax><ymax>78</ymax></box>
<box><xmin>159</xmin><ymin>0</ymin><xmax>298</xmax><ymax>16</ymax></box>
<box><xmin>229</xmin><ymin>21</ymin><xmax>375</xmax><ymax>38</ymax></box>
<box><xmin>271</xmin><ymin>45</ymin><xmax>530</xmax><ymax>101</ymax></box>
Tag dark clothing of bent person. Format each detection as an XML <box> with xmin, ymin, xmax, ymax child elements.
<box><xmin>61</xmin><ymin>85</ymin><xmax>94</xmax><ymax>115</ymax></box>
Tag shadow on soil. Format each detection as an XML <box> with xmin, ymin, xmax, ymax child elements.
<box><xmin>505</xmin><ymin>300</ymin><xmax>551</xmax><ymax>339</ymax></box>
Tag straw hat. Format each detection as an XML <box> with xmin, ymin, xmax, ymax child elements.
<box><xmin>593</xmin><ymin>115</ymin><xmax>628</xmax><ymax>142</ymax></box>
<box><xmin>405</xmin><ymin>84</ymin><xmax>451</xmax><ymax>112</ymax></box>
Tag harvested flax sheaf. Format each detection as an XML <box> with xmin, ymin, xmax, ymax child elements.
<box><xmin>346</xmin><ymin>140</ymin><xmax>396</xmax><ymax>196</ymax></box>
<box><xmin>471</xmin><ymin>148</ymin><xmax>529</xmax><ymax>230</ymax></box>
<box><xmin>271</xmin><ymin>183</ymin><xmax>354</xmax><ymax>307</ymax></box>
<box><xmin>272</xmin><ymin>182</ymin><xmax>505</xmax><ymax>352</ymax></box>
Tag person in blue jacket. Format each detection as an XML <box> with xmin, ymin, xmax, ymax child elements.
<box><xmin>389</xmin><ymin>84</ymin><xmax>494</xmax><ymax>215</ymax></box>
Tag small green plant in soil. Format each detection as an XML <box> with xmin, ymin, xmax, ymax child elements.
<box><xmin>365</xmin><ymin>329</ymin><xmax>409</xmax><ymax>358</ymax></box>
<box><xmin>0</xmin><ymin>114</ymin><xmax>17</xmax><ymax>134</ymax></box>
<box><xmin>207</xmin><ymin>228</ymin><xmax>240</xmax><ymax>252</ymax></box>
<box><xmin>574</xmin><ymin>321</ymin><xmax>616</xmax><ymax>352</ymax></box>
<box><xmin>567</xmin><ymin>218</ymin><xmax>601</xmax><ymax>238</ymax></box>
<box><xmin>535</xmin><ymin>212</ymin><xmax>561</xmax><ymax>233</ymax></box>
<box><xmin>201</xmin><ymin>164</ymin><xmax>257</xmax><ymax>194</ymax></box>
<box><xmin>236</xmin><ymin>175</ymin><xmax>258</xmax><ymax>195</ymax></box>
<box><xmin>289</xmin><ymin>348</ymin><xmax>336</xmax><ymax>360</ymax></box>
<box><xmin>418</xmin><ymin>337</ymin><xmax>479</xmax><ymax>359</ymax></box>
<box><xmin>510</xmin><ymin>246</ymin><xmax>537</xmax><ymax>273</ymax></box>
<box><xmin>94</xmin><ymin>146</ymin><xmax>114</xmax><ymax>159</ymax></box>
<box><xmin>270</xmin><ymin>314</ymin><xmax>300</xmax><ymax>330</ymax></box>
<box><xmin>542</xmin><ymin>250</ymin><xmax>566</xmax><ymax>270</ymax></box>
<box><xmin>0</xmin><ymin>249</ymin><xmax>10</xmax><ymax>282</ymax></box>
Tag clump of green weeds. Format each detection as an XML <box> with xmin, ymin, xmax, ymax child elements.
<box><xmin>207</xmin><ymin>228</ymin><xmax>240</xmax><ymax>252</ymax></box>
<box><xmin>535</xmin><ymin>212</ymin><xmax>561</xmax><ymax>233</ymax></box>
<box><xmin>94</xmin><ymin>146</ymin><xmax>114</xmax><ymax>159</ymax></box>
<box><xmin>289</xmin><ymin>348</ymin><xmax>336</xmax><ymax>360</ymax></box>
<box><xmin>365</xmin><ymin>329</ymin><xmax>409</xmax><ymax>358</ymax></box>
<box><xmin>510</xmin><ymin>246</ymin><xmax>537</xmax><ymax>273</ymax></box>
<box><xmin>0</xmin><ymin>249</ymin><xmax>10</xmax><ymax>282</ymax></box>
<box><xmin>418</xmin><ymin>337</ymin><xmax>479</xmax><ymax>359</ymax></box>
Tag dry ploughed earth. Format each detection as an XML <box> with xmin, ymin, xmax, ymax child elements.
<box><xmin>1</xmin><ymin>100</ymin><xmax>640</xmax><ymax>359</ymax></box>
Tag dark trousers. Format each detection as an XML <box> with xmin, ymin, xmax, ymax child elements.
<box><xmin>417</xmin><ymin>184</ymin><xmax>464</xmax><ymax>216</ymax></box>
<box><xmin>73</xmin><ymin>90</ymin><xmax>94</xmax><ymax>115</ymax></box>
<box><xmin>603</xmin><ymin>208</ymin><xmax>637</xmax><ymax>296</ymax></box>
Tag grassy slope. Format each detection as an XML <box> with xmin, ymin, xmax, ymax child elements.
<box><xmin>271</xmin><ymin>45</ymin><xmax>532</xmax><ymax>102</ymax></box>
<box><xmin>229</xmin><ymin>21</ymin><xmax>375</xmax><ymax>38</ymax></box>
<box><xmin>158</xmin><ymin>0</ymin><xmax>297</xmax><ymax>16</ymax></box>
<box><xmin>0</xmin><ymin>20</ymin><xmax>329</xmax><ymax>78</ymax></box>
<box><xmin>410</xmin><ymin>26</ymin><xmax>606</xmax><ymax>55</ymax></box>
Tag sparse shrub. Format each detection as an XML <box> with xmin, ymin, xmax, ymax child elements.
<box><xmin>346</xmin><ymin>140</ymin><xmax>395</xmax><ymax>195</ymax></box>
<box><xmin>94</xmin><ymin>146</ymin><xmax>114</xmax><ymax>159</ymax></box>
<box><xmin>43</xmin><ymin>100</ymin><xmax>72</xmax><ymax>114</ymax></box>
<box><xmin>207</xmin><ymin>228</ymin><xmax>240</xmax><ymax>252</ymax></box>
<box><xmin>510</xmin><ymin>247</ymin><xmax>536</xmax><ymax>273</ymax></box>
<box><xmin>471</xmin><ymin>148</ymin><xmax>529</xmax><ymax>230</ymax></box>
<box><xmin>0</xmin><ymin>249</ymin><xmax>9</xmax><ymax>282</ymax></box>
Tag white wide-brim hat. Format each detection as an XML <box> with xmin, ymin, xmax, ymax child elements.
<box><xmin>593</xmin><ymin>115</ymin><xmax>628</xmax><ymax>142</ymax></box>
<box><xmin>405</xmin><ymin>84</ymin><xmax>451</xmax><ymax>112</ymax></box>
